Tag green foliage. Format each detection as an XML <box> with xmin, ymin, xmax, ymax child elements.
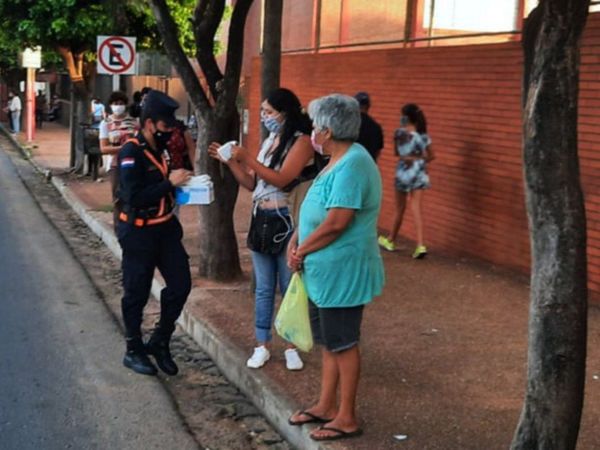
<box><xmin>166</xmin><ymin>0</ymin><xmax>197</xmax><ymax>55</ymax></box>
<box><xmin>120</xmin><ymin>0</ymin><xmax>196</xmax><ymax>56</ymax></box>
<box><xmin>214</xmin><ymin>5</ymin><xmax>233</xmax><ymax>55</ymax></box>
<box><xmin>0</xmin><ymin>0</ymin><xmax>197</xmax><ymax>63</ymax></box>
<box><xmin>8</xmin><ymin>0</ymin><xmax>110</xmax><ymax>53</ymax></box>
<box><xmin>0</xmin><ymin>21</ymin><xmax>21</xmax><ymax>72</ymax></box>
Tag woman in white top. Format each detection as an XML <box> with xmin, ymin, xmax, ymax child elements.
<box><xmin>208</xmin><ymin>88</ymin><xmax>315</xmax><ymax>371</ymax></box>
<box><xmin>8</xmin><ymin>90</ymin><xmax>22</xmax><ymax>134</ymax></box>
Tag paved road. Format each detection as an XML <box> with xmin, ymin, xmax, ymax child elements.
<box><xmin>0</xmin><ymin>147</ymin><xmax>199</xmax><ymax>449</ymax></box>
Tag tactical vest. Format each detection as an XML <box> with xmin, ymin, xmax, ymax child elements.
<box><xmin>118</xmin><ymin>138</ymin><xmax>175</xmax><ymax>227</ymax></box>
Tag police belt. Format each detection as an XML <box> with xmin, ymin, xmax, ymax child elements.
<box><xmin>119</xmin><ymin>211</ymin><xmax>173</xmax><ymax>227</ymax></box>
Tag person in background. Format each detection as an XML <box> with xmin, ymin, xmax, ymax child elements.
<box><xmin>48</xmin><ymin>95</ymin><xmax>61</xmax><ymax>122</ymax></box>
<box><xmin>91</xmin><ymin>97</ymin><xmax>107</xmax><ymax>124</ymax></box>
<box><xmin>4</xmin><ymin>96</ymin><xmax>13</xmax><ymax>132</ymax></box>
<box><xmin>208</xmin><ymin>88</ymin><xmax>315</xmax><ymax>371</ymax></box>
<box><xmin>166</xmin><ymin>120</ymin><xmax>196</xmax><ymax>172</ymax></box>
<box><xmin>8</xmin><ymin>90</ymin><xmax>22</xmax><ymax>134</ymax></box>
<box><xmin>187</xmin><ymin>113</ymin><xmax>198</xmax><ymax>141</ymax></box>
<box><xmin>378</xmin><ymin>103</ymin><xmax>435</xmax><ymax>258</ymax></box>
<box><xmin>129</xmin><ymin>90</ymin><xmax>142</xmax><ymax>118</ymax></box>
<box><xmin>287</xmin><ymin>94</ymin><xmax>384</xmax><ymax>441</ymax></box>
<box><xmin>35</xmin><ymin>90</ymin><xmax>46</xmax><ymax>129</ymax></box>
<box><xmin>354</xmin><ymin>91</ymin><xmax>383</xmax><ymax>162</ymax></box>
<box><xmin>99</xmin><ymin>91</ymin><xmax>139</xmax><ymax>232</ymax></box>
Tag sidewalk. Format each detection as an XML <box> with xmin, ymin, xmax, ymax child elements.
<box><xmin>8</xmin><ymin>123</ymin><xmax>600</xmax><ymax>450</ymax></box>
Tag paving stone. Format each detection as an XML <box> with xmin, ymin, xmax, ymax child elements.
<box><xmin>258</xmin><ymin>431</ymin><xmax>283</xmax><ymax>445</ymax></box>
<box><xmin>234</xmin><ymin>402</ymin><xmax>261</xmax><ymax>419</ymax></box>
<box><xmin>241</xmin><ymin>417</ymin><xmax>268</xmax><ymax>434</ymax></box>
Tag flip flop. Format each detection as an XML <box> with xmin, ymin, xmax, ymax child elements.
<box><xmin>310</xmin><ymin>426</ymin><xmax>364</xmax><ymax>441</ymax></box>
<box><xmin>288</xmin><ymin>410</ymin><xmax>332</xmax><ymax>426</ymax></box>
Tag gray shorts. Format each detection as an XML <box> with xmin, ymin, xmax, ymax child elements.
<box><xmin>309</xmin><ymin>300</ymin><xmax>364</xmax><ymax>352</ymax></box>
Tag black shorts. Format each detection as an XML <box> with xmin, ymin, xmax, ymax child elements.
<box><xmin>309</xmin><ymin>300</ymin><xmax>364</xmax><ymax>352</ymax></box>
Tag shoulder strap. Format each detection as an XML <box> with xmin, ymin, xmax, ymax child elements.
<box><xmin>125</xmin><ymin>137</ymin><xmax>140</xmax><ymax>146</ymax></box>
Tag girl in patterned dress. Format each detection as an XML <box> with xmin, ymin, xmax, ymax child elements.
<box><xmin>378</xmin><ymin>103</ymin><xmax>435</xmax><ymax>258</ymax></box>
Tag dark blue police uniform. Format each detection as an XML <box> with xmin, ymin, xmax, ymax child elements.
<box><xmin>116</xmin><ymin>91</ymin><xmax>191</xmax><ymax>376</ymax></box>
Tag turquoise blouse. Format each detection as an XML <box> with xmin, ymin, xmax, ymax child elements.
<box><xmin>298</xmin><ymin>143</ymin><xmax>385</xmax><ymax>307</ymax></box>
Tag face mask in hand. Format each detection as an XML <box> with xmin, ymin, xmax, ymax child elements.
<box><xmin>261</xmin><ymin>114</ymin><xmax>282</xmax><ymax>134</ymax></box>
<box><xmin>310</xmin><ymin>129</ymin><xmax>324</xmax><ymax>155</ymax></box>
<box><xmin>111</xmin><ymin>104</ymin><xmax>126</xmax><ymax>115</ymax></box>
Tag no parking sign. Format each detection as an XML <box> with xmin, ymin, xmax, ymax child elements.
<box><xmin>97</xmin><ymin>36</ymin><xmax>136</xmax><ymax>75</ymax></box>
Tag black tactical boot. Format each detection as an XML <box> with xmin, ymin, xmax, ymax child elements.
<box><xmin>146</xmin><ymin>329</ymin><xmax>178</xmax><ymax>376</ymax></box>
<box><xmin>123</xmin><ymin>336</ymin><xmax>158</xmax><ymax>376</ymax></box>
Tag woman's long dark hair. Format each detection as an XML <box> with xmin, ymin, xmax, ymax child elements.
<box><xmin>402</xmin><ymin>103</ymin><xmax>427</xmax><ymax>134</ymax></box>
<box><xmin>266</xmin><ymin>88</ymin><xmax>312</xmax><ymax>169</ymax></box>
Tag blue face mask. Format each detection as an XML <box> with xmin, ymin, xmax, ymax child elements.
<box><xmin>262</xmin><ymin>114</ymin><xmax>282</xmax><ymax>134</ymax></box>
<box><xmin>400</xmin><ymin>116</ymin><xmax>409</xmax><ymax>127</ymax></box>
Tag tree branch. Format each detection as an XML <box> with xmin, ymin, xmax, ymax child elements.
<box><xmin>149</xmin><ymin>0</ymin><xmax>209</xmax><ymax>112</ymax></box>
<box><xmin>194</xmin><ymin>0</ymin><xmax>225</xmax><ymax>100</ymax></box>
<box><xmin>217</xmin><ymin>0</ymin><xmax>254</xmax><ymax>117</ymax></box>
<box><xmin>57</xmin><ymin>46</ymin><xmax>87</xmax><ymax>98</ymax></box>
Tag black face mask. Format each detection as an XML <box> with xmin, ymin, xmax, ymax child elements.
<box><xmin>153</xmin><ymin>129</ymin><xmax>172</xmax><ymax>150</ymax></box>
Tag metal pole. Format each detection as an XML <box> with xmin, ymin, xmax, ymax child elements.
<box><xmin>112</xmin><ymin>74</ymin><xmax>120</xmax><ymax>91</ymax></box>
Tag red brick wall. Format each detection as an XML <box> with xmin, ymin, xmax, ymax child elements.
<box><xmin>247</xmin><ymin>13</ymin><xmax>600</xmax><ymax>295</ymax></box>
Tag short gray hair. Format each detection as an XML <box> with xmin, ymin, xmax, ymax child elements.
<box><xmin>308</xmin><ymin>94</ymin><xmax>361</xmax><ymax>141</ymax></box>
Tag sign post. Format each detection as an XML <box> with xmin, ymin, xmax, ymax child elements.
<box><xmin>97</xmin><ymin>36</ymin><xmax>136</xmax><ymax>92</ymax></box>
<box><xmin>20</xmin><ymin>47</ymin><xmax>42</xmax><ymax>143</ymax></box>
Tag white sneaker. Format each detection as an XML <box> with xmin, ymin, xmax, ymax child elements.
<box><xmin>247</xmin><ymin>346</ymin><xmax>270</xmax><ymax>369</ymax></box>
<box><xmin>284</xmin><ymin>348</ymin><xmax>304</xmax><ymax>371</ymax></box>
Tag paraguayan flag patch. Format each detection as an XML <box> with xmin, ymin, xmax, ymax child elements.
<box><xmin>121</xmin><ymin>157</ymin><xmax>135</xmax><ymax>168</ymax></box>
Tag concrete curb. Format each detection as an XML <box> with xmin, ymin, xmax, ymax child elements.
<box><xmin>2</xmin><ymin>127</ymin><xmax>330</xmax><ymax>450</ymax></box>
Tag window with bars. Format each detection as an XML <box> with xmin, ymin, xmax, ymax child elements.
<box><xmin>279</xmin><ymin>0</ymin><xmax>600</xmax><ymax>53</ymax></box>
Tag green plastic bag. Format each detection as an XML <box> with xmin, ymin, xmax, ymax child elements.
<box><xmin>275</xmin><ymin>273</ymin><xmax>313</xmax><ymax>352</ymax></box>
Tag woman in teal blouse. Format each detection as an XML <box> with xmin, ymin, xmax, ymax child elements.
<box><xmin>287</xmin><ymin>94</ymin><xmax>385</xmax><ymax>441</ymax></box>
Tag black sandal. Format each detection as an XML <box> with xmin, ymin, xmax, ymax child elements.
<box><xmin>288</xmin><ymin>410</ymin><xmax>332</xmax><ymax>426</ymax></box>
<box><xmin>310</xmin><ymin>426</ymin><xmax>364</xmax><ymax>441</ymax></box>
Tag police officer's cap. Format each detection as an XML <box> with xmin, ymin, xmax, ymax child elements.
<box><xmin>142</xmin><ymin>90</ymin><xmax>179</xmax><ymax>127</ymax></box>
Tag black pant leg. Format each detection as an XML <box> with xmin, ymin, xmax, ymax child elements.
<box><xmin>156</xmin><ymin>219</ymin><xmax>191</xmax><ymax>335</ymax></box>
<box><xmin>119</xmin><ymin>228</ymin><xmax>157</xmax><ymax>338</ymax></box>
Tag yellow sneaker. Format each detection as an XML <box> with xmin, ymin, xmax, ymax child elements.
<box><xmin>412</xmin><ymin>245</ymin><xmax>428</xmax><ymax>259</ymax></box>
<box><xmin>378</xmin><ymin>236</ymin><xmax>396</xmax><ymax>252</ymax></box>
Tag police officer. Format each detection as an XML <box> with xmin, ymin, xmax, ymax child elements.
<box><xmin>117</xmin><ymin>90</ymin><xmax>192</xmax><ymax>376</ymax></box>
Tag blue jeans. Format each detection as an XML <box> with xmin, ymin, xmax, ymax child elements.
<box><xmin>251</xmin><ymin>249</ymin><xmax>291</xmax><ymax>343</ymax></box>
<box><xmin>11</xmin><ymin>111</ymin><xmax>20</xmax><ymax>133</ymax></box>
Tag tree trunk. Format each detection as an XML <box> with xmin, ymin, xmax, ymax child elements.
<box><xmin>58</xmin><ymin>47</ymin><xmax>89</xmax><ymax>171</ymax></box>
<box><xmin>73</xmin><ymin>95</ymin><xmax>89</xmax><ymax>172</ymax></box>
<box><xmin>512</xmin><ymin>1</ymin><xmax>590</xmax><ymax>449</ymax></box>
<box><xmin>260</xmin><ymin>0</ymin><xmax>282</xmax><ymax>140</ymax></box>
<box><xmin>149</xmin><ymin>0</ymin><xmax>254</xmax><ymax>281</ymax></box>
<box><xmin>196</xmin><ymin>109</ymin><xmax>242</xmax><ymax>281</ymax></box>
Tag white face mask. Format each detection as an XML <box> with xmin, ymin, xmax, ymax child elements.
<box><xmin>111</xmin><ymin>104</ymin><xmax>126</xmax><ymax>115</ymax></box>
<box><xmin>311</xmin><ymin>129</ymin><xmax>324</xmax><ymax>155</ymax></box>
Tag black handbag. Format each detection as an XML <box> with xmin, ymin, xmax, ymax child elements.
<box><xmin>247</xmin><ymin>208</ymin><xmax>292</xmax><ymax>255</ymax></box>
